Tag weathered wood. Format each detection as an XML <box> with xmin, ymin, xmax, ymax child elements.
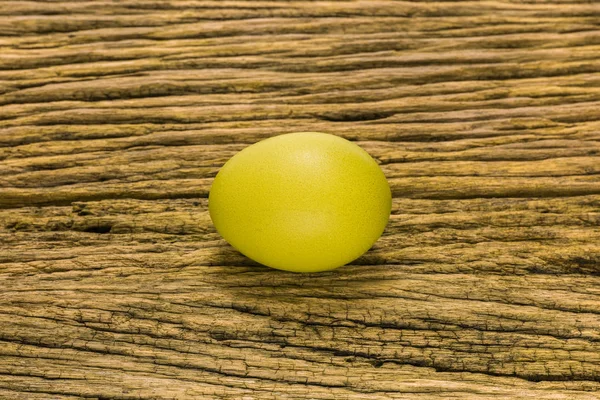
<box><xmin>1</xmin><ymin>1</ymin><xmax>600</xmax><ymax>399</ymax></box>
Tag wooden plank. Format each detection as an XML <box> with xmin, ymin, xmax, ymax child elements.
<box><xmin>1</xmin><ymin>1</ymin><xmax>600</xmax><ymax>399</ymax></box>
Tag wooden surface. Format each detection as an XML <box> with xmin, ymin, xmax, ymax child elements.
<box><xmin>2</xmin><ymin>1</ymin><xmax>600</xmax><ymax>399</ymax></box>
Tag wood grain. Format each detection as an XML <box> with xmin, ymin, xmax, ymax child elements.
<box><xmin>1</xmin><ymin>1</ymin><xmax>600</xmax><ymax>399</ymax></box>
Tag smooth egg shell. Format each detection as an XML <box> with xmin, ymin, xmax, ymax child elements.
<box><xmin>209</xmin><ymin>132</ymin><xmax>392</xmax><ymax>273</ymax></box>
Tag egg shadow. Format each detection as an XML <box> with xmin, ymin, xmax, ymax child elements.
<box><xmin>206</xmin><ymin>239</ymin><xmax>391</xmax><ymax>300</ymax></box>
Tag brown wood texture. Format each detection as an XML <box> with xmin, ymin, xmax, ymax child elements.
<box><xmin>2</xmin><ymin>1</ymin><xmax>600</xmax><ymax>399</ymax></box>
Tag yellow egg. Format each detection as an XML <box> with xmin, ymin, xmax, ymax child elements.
<box><xmin>208</xmin><ymin>132</ymin><xmax>391</xmax><ymax>273</ymax></box>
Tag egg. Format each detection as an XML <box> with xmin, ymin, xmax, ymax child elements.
<box><xmin>208</xmin><ymin>132</ymin><xmax>392</xmax><ymax>273</ymax></box>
